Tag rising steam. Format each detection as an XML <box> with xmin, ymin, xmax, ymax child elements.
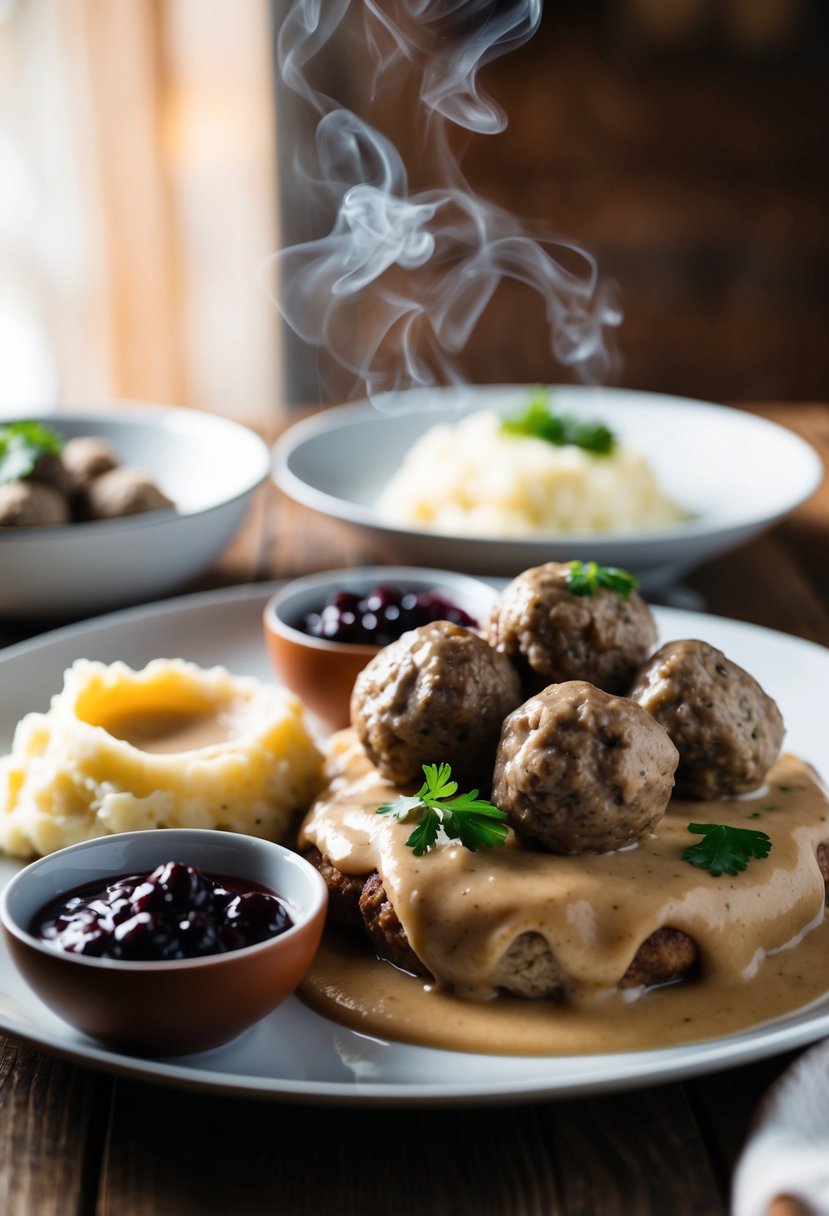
<box><xmin>267</xmin><ymin>0</ymin><xmax>622</xmax><ymax>405</ymax></box>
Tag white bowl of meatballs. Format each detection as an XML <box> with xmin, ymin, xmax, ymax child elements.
<box><xmin>0</xmin><ymin>406</ymin><xmax>270</xmax><ymax>620</ymax></box>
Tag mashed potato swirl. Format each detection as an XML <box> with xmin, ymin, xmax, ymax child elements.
<box><xmin>376</xmin><ymin>410</ymin><xmax>686</xmax><ymax>536</ymax></box>
<box><xmin>0</xmin><ymin>658</ymin><xmax>323</xmax><ymax>858</ymax></box>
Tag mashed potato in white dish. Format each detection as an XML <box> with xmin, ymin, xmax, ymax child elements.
<box><xmin>0</xmin><ymin>658</ymin><xmax>323</xmax><ymax>858</ymax></box>
<box><xmin>376</xmin><ymin>410</ymin><xmax>686</xmax><ymax>537</ymax></box>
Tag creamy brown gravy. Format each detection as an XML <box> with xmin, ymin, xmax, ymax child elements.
<box><xmin>101</xmin><ymin>708</ymin><xmax>233</xmax><ymax>754</ymax></box>
<box><xmin>299</xmin><ymin>733</ymin><xmax>829</xmax><ymax>1055</ymax></box>
<box><xmin>300</xmin><ymin>921</ymin><xmax>829</xmax><ymax>1055</ymax></box>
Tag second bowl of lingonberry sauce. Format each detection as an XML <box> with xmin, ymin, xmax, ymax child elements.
<box><xmin>263</xmin><ymin>566</ymin><xmax>497</xmax><ymax>732</ymax></box>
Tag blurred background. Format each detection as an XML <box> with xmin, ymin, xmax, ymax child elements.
<box><xmin>1</xmin><ymin>0</ymin><xmax>827</xmax><ymax>419</ymax></box>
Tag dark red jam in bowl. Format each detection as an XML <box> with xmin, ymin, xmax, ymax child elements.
<box><xmin>31</xmin><ymin>861</ymin><xmax>293</xmax><ymax>962</ymax></box>
<box><xmin>299</xmin><ymin>584</ymin><xmax>477</xmax><ymax>647</ymax></box>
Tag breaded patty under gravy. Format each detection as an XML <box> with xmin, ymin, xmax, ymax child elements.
<box><xmin>305</xmin><ymin>846</ymin><xmax>704</xmax><ymax>996</ymax></box>
<box><xmin>302</xmin><ymin>735</ymin><xmax>829</xmax><ymax>1008</ymax></box>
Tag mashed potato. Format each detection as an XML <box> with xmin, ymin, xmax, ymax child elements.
<box><xmin>376</xmin><ymin>410</ymin><xmax>686</xmax><ymax>536</ymax></box>
<box><xmin>0</xmin><ymin>658</ymin><xmax>323</xmax><ymax>858</ymax></box>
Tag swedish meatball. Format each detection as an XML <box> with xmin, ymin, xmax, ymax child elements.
<box><xmin>0</xmin><ymin>480</ymin><xmax>70</xmax><ymax>527</ymax></box>
<box><xmin>82</xmin><ymin>467</ymin><xmax>174</xmax><ymax>520</ymax></box>
<box><xmin>493</xmin><ymin>681</ymin><xmax>678</xmax><ymax>853</ymax></box>
<box><xmin>629</xmin><ymin>639</ymin><xmax>785</xmax><ymax>799</ymax></box>
<box><xmin>60</xmin><ymin>436</ymin><xmax>119</xmax><ymax>492</ymax></box>
<box><xmin>487</xmin><ymin>561</ymin><xmax>657</xmax><ymax>695</ymax></box>
<box><xmin>29</xmin><ymin>451</ymin><xmax>74</xmax><ymax>499</ymax></box>
<box><xmin>350</xmin><ymin>620</ymin><xmax>522</xmax><ymax>789</ymax></box>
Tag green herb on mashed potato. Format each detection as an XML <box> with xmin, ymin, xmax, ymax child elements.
<box><xmin>501</xmin><ymin>387</ymin><xmax>616</xmax><ymax>455</ymax></box>
<box><xmin>0</xmin><ymin>421</ymin><xmax>64</xmax><ymax>486</ymax></box>
<box><xmin>375</xmin><ymin>403</ymin><xmax>687</xmax><ymax>539</ymax></box>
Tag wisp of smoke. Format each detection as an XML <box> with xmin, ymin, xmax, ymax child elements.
<box><xmin>266</xmin><ymin>0</ymin><xmax>622</xmax><ymax>407</ymax></box>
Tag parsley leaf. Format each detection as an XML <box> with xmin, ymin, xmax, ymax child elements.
<box><xmin>500</xmin><ymin>386</ymin><xmax>616</xmax><ymax>455</ymax></box>
<box><xmin>682</xmin><ymin>823</ymin><xmax>772</xmax><ymax>877</ymax></box>
<box><xmin>567</xmin><ymin>560</ymin><xmax>639</xmax><ymax>598</ymax></box>
<box><xmin>0</xmin><ymin>421</ymin><xmax>64</xmax><ymax>486</ymax></box>
<box><xmin>377</xmin><ymin>762</ymin><xmax>509</xmax><ymax>856</ymax></box>
<box><xmin>405</xmin><ymin>807</ymin><xmax>441</xmax><ymax>856</ymax></box>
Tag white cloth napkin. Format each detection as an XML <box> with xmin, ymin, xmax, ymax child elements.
<box><xmin>732</xmin><ymin>1037</ymin><xmax>829</xmax><ymax>1216</ymax></box>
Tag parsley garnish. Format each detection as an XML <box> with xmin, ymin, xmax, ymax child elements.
<box><xmin>377</xmin><ymin>762</ymin><xmax>509</xmax><ymax>856</ymax></box>
<box><xmin>0</xmin><ymin>421</ymin><xmax>64</xmax><ymax>486</ymax></box>
<box><xmin>682</xmin><ymin>823</ymin><xmax>772</xmax><ymax>877</ymax></box>
<box><xmin>500</xmin><ymin>387</ymin><xmax>616</xmax><ymax>455</ymax></box>
<box><xmin>567</xmin><ymin>560</ymin><xmax>639</xmax><ymax>598</ymax></box>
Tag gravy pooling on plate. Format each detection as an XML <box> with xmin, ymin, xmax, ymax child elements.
<box><xmin>299</xmin><ymin>738</ymin><xmax>829</xmax><ymax>1054</ymax></box>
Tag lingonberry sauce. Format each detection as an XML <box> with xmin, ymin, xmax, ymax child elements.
<box><xmin>299</xmin><ymin>584</ymin><xmax>477</xmax><ymax>647</ymax></box>
<box><xmin>31</xmin><ymin>861</ymin><xmax>293</xmax><ymax>962</ymax></box>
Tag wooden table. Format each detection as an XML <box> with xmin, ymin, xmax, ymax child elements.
<box><xmin>1</xmin><ymin>401</ymin><xmax>827</xmax><ymax>1216</ymax></box>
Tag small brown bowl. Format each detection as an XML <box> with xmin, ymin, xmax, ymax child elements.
<box><xmin>0</xmin><ymin>830</ymin><xmax>327</xmax><ymax>1056</ymax></box>
<box><xmin>262</xmin><ymin>566</ymin><xmax>498</xmax><ymax>732</ymax></box>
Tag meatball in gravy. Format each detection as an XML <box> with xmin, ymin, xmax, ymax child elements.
<box><xmin>487</xmin><ymin>561</ymin><xmax>657</xmax><ymax>695</ymax></box>
<box><xmin>493</xmin><ymin>681</ymin><xmax>679</xmax><ymax>854</ymax></box>
<box><xmin>629</xmin><ymin>639</ymin><xmax>785</xmax><ymax>799</ymax></box>
<box><xmin>350</xmin><ymin>620</ymin><xmax>522</xmax><ymax>789</ymax></box>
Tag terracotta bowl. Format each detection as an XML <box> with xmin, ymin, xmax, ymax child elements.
<box><xmin>262</xmin><ymin>566</ymin><xmax>498</xmax><ymax>732</ymax></box>
<box><xmin>0</xmin><ymin>830</ymin><xmax>327</xmax><ymax>1056</ymax></box>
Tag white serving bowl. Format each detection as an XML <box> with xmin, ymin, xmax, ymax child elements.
<box><xmin>272</xmin><ymin>386</ymin><xmax>823</xmax><ymax>591</ymax></box>
<box><xmin>0</xmin><ymin>405</ymin><xmax>270</xmax><ymax>619</ymax></box>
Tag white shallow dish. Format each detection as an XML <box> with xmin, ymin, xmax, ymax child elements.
<box><xmin>0</xmin><ymin>405</ymin><xmax>270</xmax><ymax>619</ymax></box>
<box><xmin>273</xmin><ymin>386</ymin><xmax>823</xmax><ymax>590</ymax></box>
<box><xmin>0</xmin><ymin>582</ymin><xmax>828</xmax><ymax>1106</ymax></box>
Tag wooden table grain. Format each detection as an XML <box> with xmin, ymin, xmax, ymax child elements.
<box><xmin>1</xmin><ymin>401</ymin><xmax>826</xmax><ymax>1216</ymax></box>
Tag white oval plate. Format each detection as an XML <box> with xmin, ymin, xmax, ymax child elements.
<box><xmin>0</xmin><ymin>583</ymin><xmax>828</xmax><ymax>1106</ymax></box>
<box><xmin>273</xmin><ymin>386</ymin><xmax>822</xmax><ymax>590</ymax></box>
